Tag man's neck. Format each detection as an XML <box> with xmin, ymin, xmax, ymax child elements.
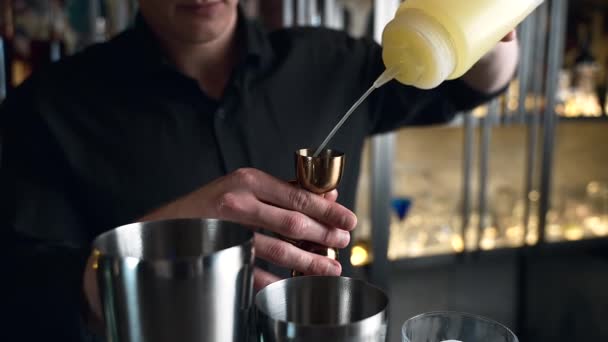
<box><xmin>157</xmin><ymin>16</ymin><xmax>239</xmax><ymax>99</ymax></box>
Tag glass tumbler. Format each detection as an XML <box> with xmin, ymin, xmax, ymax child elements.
<box><xmin>402</xmin><ymin>311</ymin><xmax>518</xmax><ymax>342</ymax></box>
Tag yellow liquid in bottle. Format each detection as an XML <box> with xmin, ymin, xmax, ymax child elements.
<box><xmin>382</xmin><ymin>0</ymin><xmax>543</xmax><ymax>89</ymax></box>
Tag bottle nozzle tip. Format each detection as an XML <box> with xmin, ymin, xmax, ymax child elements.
<box><xmin>373</xmin><ymin>66</ymin><xmax>401</xmax><ymax>88</ymax></box>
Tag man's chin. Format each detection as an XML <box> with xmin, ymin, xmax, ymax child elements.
<box><xmin>173</xmin><ymin>26</ymin><xmax>227</xmax><ymax>44</ymax></box>
<box><xmin>167</xmin><ymin>8</ymin><xmax>237</xmax><ymax>45</ymax></box>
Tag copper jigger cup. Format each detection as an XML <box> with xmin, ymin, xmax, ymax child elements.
<box><xmin>291</xmin><ymin>148</ymin><xmax>345</xmax><ymax>277</ymax></box>
<box><xmin>295</xmin><ymin>148</ymin><xmax>345</xmax><ymax>194</ymax></box>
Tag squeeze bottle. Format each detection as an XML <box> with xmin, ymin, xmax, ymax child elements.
<box><xmin>379</xmin><ymin>0</ymin><xmax>544</xmax><ymax>89</ymax></box>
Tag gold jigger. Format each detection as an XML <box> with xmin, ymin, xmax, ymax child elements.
<box><xmin>291</xmin><ymin>148</ymin><xmax>345</xmax><ymax>277</ymax></box>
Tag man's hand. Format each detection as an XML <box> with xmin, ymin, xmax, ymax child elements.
<box><xmin>461</xmin><ymin>29</ymin><xmax>519</xmax><ymax>94</ymax></box>
<box><xmin>83</xmin><ymin>168</ymin><xmax>357</xmax><ymax>328</ymax></box>
<box><xmin>502</xmin><ymin>30</ymin><xmax>517</xmax><ymax>42</ymax></box>
<box><xmin>139</xmin><ymin>168</ymin><xmax>357</xmax><ymax>287</ymax></box>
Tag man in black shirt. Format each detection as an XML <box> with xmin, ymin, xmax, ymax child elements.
<box><xmin>2</xmin><ymin>0</ymin><xmax>518</xmax><ymax>340</ymax></box>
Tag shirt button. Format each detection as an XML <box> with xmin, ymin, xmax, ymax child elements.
<box><xmin>216</xmin><ymin>108</ymin><xmax>226</xmax><ymax>119</ymax></box>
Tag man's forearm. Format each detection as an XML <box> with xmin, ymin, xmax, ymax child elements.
<box><xmin>461</xmin><ymin>38</ymin><xmax>520</xmax><ymax>94</ymax></box>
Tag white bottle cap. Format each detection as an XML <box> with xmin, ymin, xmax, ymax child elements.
<box><xmin>382</xmin><ymin>10</ymin><xmax>457</xmax><ymax>89</ymax></box>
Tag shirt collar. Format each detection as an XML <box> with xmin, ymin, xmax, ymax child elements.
<box><xmin>129</xmin><ymin>6</ymin><xmax>274</xmax><ymax>75</ymax></box>
<box><xmin>240</xmin><ymin>13</ymin><xmax>275</xmax><ymax>70</ymax></box>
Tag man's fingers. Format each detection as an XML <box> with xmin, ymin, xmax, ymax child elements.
<box><xmin>259</xmin><ymin>181</ymin><xmax>356</xmax><ymax>231</ymax></box>
<box><xmin>218</xmin><ymin>191</ymin><xmax>350</xmax><ymax>248</ymax></box>
<box><xmin>288</xmin><ymin>180</ymin><xmax>338</xmax><ymax>203</ymax></box>
<box><xmin>324</xmin><ymin>189</ymin><xmax>339</xmax><ymax>202</ymax></box>
<box><xmin>259</xmin><ymin>204</ymin><xmax>351</xmax><ymax>248</ymax></box>
<box><xmin>254</xmin><ymin>267</ymin><xmax>281</xmax><ymax>292</ymax></box>
<box><xmin>230</xmin><ymin>169</ymin><xmax>356</xmax><ymax>231</ymax></box>
<box><xmin>223</xmin><ymin>169</ymin><xmax>355</xmax><ymax>232</ymax></box>
<box><xmin>255</xmin><ymin>234</ymin><xmax>342</xmax><ymax>276</ymax></box>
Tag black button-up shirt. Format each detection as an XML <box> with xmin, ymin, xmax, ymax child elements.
<box><xmin>2</xmin><ymin>13</ymin><xmax>498</xmax><ymax>341</ymax></box>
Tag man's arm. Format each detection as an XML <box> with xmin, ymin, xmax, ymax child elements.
<box><xmin>461</xmin><ymin>32</ymin><xmax>519</xmax><ymax>94</ymax></box>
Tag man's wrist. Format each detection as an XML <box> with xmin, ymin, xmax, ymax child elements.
<box><xmin>80</xmin><ymin>252</ymin><xmax>105</xmax><ymax>338</ymax></box>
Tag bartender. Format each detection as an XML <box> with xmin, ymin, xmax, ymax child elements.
<box><xmin>1</xmin><ymin>0</ymin><xmax>518</xmax><ymax>340</ymax></box>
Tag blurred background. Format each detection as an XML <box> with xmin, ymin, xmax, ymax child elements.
<box><xmin>1</xmin><ymin>0</ymin><xmax>606</xmax><ymax>341</ymax></box>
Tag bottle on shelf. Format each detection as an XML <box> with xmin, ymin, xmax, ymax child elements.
<box><xmin>5</xmin><ymin>0</ymin><xmax>68</xmax><ymax>89</ymax></box>
<box><xmin>0</xmin><ymin>0</ymin><xmax>14</xmax><ymax>98</ymax></box>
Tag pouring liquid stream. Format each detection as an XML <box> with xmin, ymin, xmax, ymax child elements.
<box><xmin>313</xmin><ymin>66</ymin><xmax>401</xmax><ymax>157</ymax></box>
